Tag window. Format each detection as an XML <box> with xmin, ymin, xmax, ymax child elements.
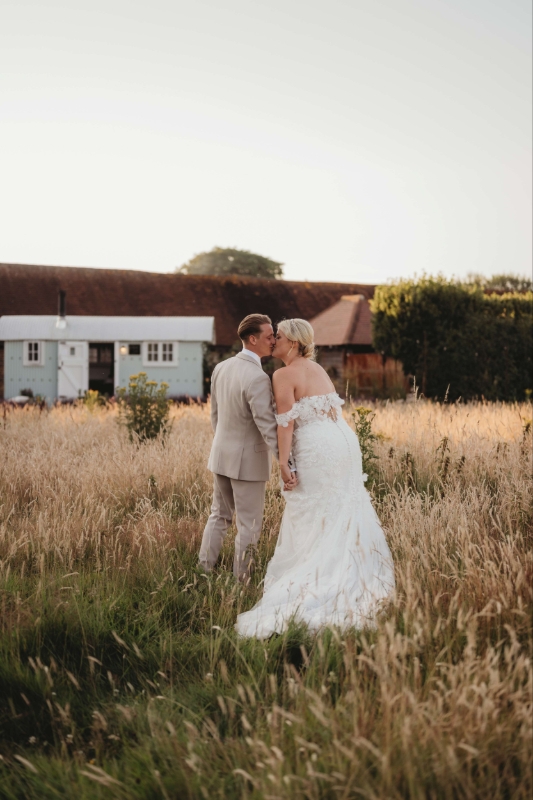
<box><xmin>147</xmin><ymin>343</ymin><xmax>159</xmax><ymax>362</ymax></box>
<box><xmin>89</xmin><ymin>344</ymin><xmax>113</xmax><ymax>363</ymax></box>
<box><xmin>143</xmin><ymin>342</ymin><xmax>178</xmax><ymax>366</ymax></box>
<box><xmin>128</xmin><ymin>343</ymin><xmax>141</xmax><ymax>355</ymax></box>
<box><xmin>23</xmin><ymin>341</ymin><xmax>45</xmax><ymax>366</ymax></box>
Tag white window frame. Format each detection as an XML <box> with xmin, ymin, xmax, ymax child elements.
<box><xmin>143</xmin><ymin>341</ymin><xmax>179</xmax><ymax>367</ymax></box>
<box><xmin>23</xmin><ymin>340</ymin><xmax>45</xmax><ymax>366</ymax></box>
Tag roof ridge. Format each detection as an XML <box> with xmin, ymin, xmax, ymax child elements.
<box><xmin>0</xmin><ymin>263</ymin><xmax>376</xmax><ymax>290</ymax></box>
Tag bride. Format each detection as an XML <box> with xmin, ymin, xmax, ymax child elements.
<box><xmin>235</xmin><ymin>318</ymin><xmax>395</xmax><ymax>639</ymax></box>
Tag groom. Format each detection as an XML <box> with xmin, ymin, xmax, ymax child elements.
<box><xmin>199</xmin><ymin>313</ymin><xmax>296</xmax><ymax>581</ymax></box>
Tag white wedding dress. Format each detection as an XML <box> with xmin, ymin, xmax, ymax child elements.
<box><xmin>235</xmin><ymin>392</ymin><xmax>395</xmax><ymax>639</ymax></box>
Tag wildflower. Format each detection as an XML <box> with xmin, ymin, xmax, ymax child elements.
<box><xmin>146</xmin><ymin>381</ymin><xmax>158</xmax><ymax>387</ymax></box>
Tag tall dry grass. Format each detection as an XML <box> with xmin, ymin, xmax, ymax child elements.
<box><xmin>0</xmin><ymin>399</ymin><xmax>531</xmax><ymax>799</ymax></box>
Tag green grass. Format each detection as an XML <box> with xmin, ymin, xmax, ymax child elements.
<box><xmin>0</xmin><ymin>540</ymin><xmax>530</xmax><ymax>799</ymax></box>
<box><xmin>0</xmin><ymin>401</ymin><xmax>531</xmax><ymax>798</ymax></box>
<box><xmin>0</xmin><ymin>552</ymin><xmax>316</xmax><ymax>798</ymax></box>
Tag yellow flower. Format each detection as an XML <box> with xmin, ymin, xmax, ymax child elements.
<box><xmin>146</xmin><ymin>380</ymin><xmax>158</xmax><ymax>386</ymax></box>
<box><xmin>138</xmin><ymin>371</ymin><xmax>147</xmax><ymax>377</ymax></box>
<box><xmin>129</xmin><ymin>374</ymin><xmax>139</xmax><ymax>381</ymax></box>
<box><xmin>160</xmin><ymin>382</ymin><xmax>169</xmax><ymax>388</ymax></box>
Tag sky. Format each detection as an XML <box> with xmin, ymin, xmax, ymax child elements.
<box><xmin>0</xmin><ymin>0</ymin><xmax>531</xmax><ymax>284</ymax></box>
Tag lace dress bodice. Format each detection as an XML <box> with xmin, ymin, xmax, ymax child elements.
<box><xmin>275</xmin><ymin>391</ymin><xmax>344</xmax><ymax>428</ymax></box>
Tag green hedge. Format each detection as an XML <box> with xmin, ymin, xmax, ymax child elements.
<box><xmin>371</xmin><ymin>277</ymin><xmax>533</xmax><ymax>401</ymax></box>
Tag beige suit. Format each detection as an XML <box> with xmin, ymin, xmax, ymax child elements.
<box><xmin>199</xmin><ymin>352</ymin><xmax>278</xmax><ymax>579</ymax></box>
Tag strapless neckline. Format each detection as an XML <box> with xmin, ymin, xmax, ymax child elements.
<box><xmin>275</xmin><ymin>392</ymin><xmax>344</xmax><ymax>428</ymax></box>
<box><xmin>293</xmin><ymin>390</ymin><xmax>338</xmax><ymax>403</ymax></box>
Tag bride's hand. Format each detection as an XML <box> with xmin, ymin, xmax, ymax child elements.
<box><xmin>281</xmin><ymin>463</ymin><xmax>298</xmax><ymax>490</ymax></box>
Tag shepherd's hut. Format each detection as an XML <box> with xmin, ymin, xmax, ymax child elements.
<box><xmin>0</xmin><ymin>291</ymin><xmax>215</xmax><ymax>402</ymax></box>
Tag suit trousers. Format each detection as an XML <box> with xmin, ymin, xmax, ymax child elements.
<box><xmin>199</xmin><ymin>473</ymin><xmax>266</xmax><ymax>580</ymax></box>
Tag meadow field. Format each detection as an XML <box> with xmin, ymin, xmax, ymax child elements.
<box><xmin>0</xmin><ymin>399</ymin><xmax>531</xmax><ymax>799</ymax></box>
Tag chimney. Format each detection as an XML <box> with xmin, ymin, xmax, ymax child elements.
<box><xmin>56</xmin><ymin>289</ymin><xmax>67</xmax><ymax>329</ymax></box>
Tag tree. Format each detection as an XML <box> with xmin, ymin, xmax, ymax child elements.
<box><xmin>371</xmin><ymin>276</ymin><xmax>533</xmax><ymax>401</ymax></box>
<box><xmin>176</xmin><ymin>247</ymin><xmax>284</xmax><ymax>280</ymax></box>
<box><xmin>465</xmin><ymin>272</ymin><xmax>533</xmax><ymax>293</ymax></box>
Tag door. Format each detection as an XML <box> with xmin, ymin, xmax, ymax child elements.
<box><xmin>58</xmin><ymin>341</ymin><xmax>89</xmax><ymax>399</ymax></box>
<box><xmin>88</xmin><ymin>342</ymin><xmax>115</xmax><ymax>396</ymax></box>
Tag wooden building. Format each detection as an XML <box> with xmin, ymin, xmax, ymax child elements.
<box><xmin>0</xmin><ymin>263</ymin><xmax>377</xmax><ymax>399</ymax></box>
<box><xmin>311</xmin><ymin>295</ymin><xmax>409</xmax><ymax>398</ymax></box>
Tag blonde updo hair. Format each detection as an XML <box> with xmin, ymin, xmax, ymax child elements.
<box><xmin>277</xmin><ymin>318</ymin><xmax>316</xmax><ymax>360</ymax></box>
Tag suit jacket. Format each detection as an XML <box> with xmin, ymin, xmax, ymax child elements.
<box><xmin>207</xmin><ymin>352</ymin><xmax>279</xmax><ymax>481</ymax></box>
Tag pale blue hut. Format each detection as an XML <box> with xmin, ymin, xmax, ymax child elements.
<box><xmin>0</xmin><ymin>300</ymin><xmax>215</xmax><ymax>402</ymax></box>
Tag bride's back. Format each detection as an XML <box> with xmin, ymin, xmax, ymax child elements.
<box><xmin>282</xmin><ymin>358</ymin><xmax>335</xmax><ymax>401</ymax></box>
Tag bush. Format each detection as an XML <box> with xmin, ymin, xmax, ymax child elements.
<box><xmin>83</xmin><ymin>389</ymin><xmax>106</xmax><ymax>412</ymax></box>
<box><xmin>371</xmin><ymin>276</ymin><xmax>533</xmax><ymax>401</ymax></box>
<box><xmin>117</xmin><ymin>372</ymin><xmax>171</xmax><ymax>441</ymax></box>
<box><xmin>352</xmin><ymin>406</ymin><xmax>379</xmax><ymax>485</ymax></box>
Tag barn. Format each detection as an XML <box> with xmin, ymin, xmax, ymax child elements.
<box><xmin>0</xmin><ymin>262</ymin><xmax>407</xmax><ymax>400</ymax></box>
<box><xmin>311</xmin><ymin>294</ymin><xmax>409</xmax><ymax>398</ymax></box>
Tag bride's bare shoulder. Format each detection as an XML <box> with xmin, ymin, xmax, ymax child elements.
<box><xmin>302</xmin><ymin>360</ymin><xmax>336</xmax><ymax>392</ymax></box>
<box><xmin>272</xmin><ymin>366</ymin><xmax>293</xmax><ymax>386</ymax></box>
<box><xmin>302</xmin><ymin>359</ymin><xmax>331</xmax><ymax>377</ymax></box>
<box><xmin>307</xmin><ymin>360</ymin><xmax>328</xmax><ymax>376</ymax></box>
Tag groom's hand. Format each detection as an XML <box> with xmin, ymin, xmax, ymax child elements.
<box><xmin>280</xmin><ymin>463</ymin><xmax>298</xmax><ymax>491</ymax></box>
<box><xmin>283</xmin><ymin>472</ymin><xmax>298</xmax><ymax>491</ymax></box>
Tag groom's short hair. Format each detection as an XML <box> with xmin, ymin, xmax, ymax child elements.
<box><xmin>238</xmin><ymin>314</ymin><xmax>272</xmax><ymax>342</ymax></box>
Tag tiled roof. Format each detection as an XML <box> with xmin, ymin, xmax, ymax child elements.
<box><xmin>310</xmin><ymin>294</ymin><xmax>373</xmax><ymax>346</ymax></box>
<box><xmin>0</xmin><ymin>263</ymin><xmax>376</xmax><ymax>346</ymax></box>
